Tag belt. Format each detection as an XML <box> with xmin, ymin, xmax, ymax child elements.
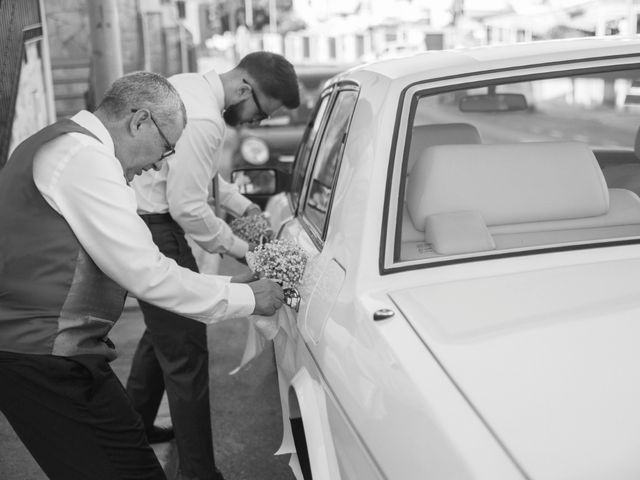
<box><xmin>139</xmin><ymin>213</ymin><xmax>173</xmax><ymax>225</ymax></box>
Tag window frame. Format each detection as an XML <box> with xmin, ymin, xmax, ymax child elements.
<box><xmin>288</xmin><ymin>87</ymin><xmax>336</xmax><ymax>214</ymax></box>
<box><xmin>296</xmin><ymin>82</ymin><xmax>360</xmax><ymax>249</ymax></box>
<box><xmin>380</xmin><ymin>57</ymin><xmax>640</xmax><ymax>275</ymax></box>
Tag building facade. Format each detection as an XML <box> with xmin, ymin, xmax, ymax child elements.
<box><xmin>0</xmin><ymin>0</ymin><xmax>56</xmax><ymax>167</ymax></box>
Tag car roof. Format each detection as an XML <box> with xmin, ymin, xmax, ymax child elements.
<box><xmin>294</xmin><ymin>63</ymin><xmax>361</xmax><ymax>92</ymax></box>
<box><xmin>294</xmin><ymin>63</ymin><xmax>360</xmax><ymax>78</ymax></box>
<box><xmin>329</xmin><ymin>36</ymin><xmax>640</xmax><ymax>85</ymax></box>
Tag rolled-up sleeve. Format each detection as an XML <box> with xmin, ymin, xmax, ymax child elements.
<box><xmin>216</xmin><ymin>174</ymin><xmax>252</xmax><ymax>217</ymax></box>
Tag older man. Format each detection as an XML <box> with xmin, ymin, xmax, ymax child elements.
<box><xmin>0</xmin><ymin>71</ymin><xmax>283</xmax><ymax>480</ymax></box>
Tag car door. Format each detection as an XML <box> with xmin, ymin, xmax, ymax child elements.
<box><xmin>268</xmin><ymin>84</ymin><xmax>365</xmax><ymax>479</ymax></box>
<box><xmin>277</xmin><ymin>84</ymin><xmax>359</xmax><ymax>340</ymax></box>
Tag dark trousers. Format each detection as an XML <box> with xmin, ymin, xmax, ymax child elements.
<box><xmin>126</xmin><ymin>217</ymin><xmax>221</xmax><ymax>480</ymax></box>
<box><xmin>0</xmin><ymin>351</ymin><xmax>165</xmax><ymax>480</ymax></box>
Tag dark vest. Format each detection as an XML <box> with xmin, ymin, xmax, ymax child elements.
<box><xmin>0</xmin><ymin>119</ymin><xmax>127</xmax><ymax>360</ymax></box>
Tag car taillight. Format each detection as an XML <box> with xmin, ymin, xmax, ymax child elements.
<box><xmin>240</xmin><ymin>137</ymin><xmax>269</xmax><ymax>165</ymax></box>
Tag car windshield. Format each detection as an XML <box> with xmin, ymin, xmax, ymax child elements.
<box><xmin>394</xmin><ymin>67</ymin><xmax>640</xmax><ymax>265</ymax></box>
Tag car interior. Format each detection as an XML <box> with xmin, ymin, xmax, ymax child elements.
<box><xmin>397</xmin><ymin>70</ymin><xmax>640</xmax><ymax>262</ymax></box>
<box><xmin>400</xmin><ymin>138</ymin><xmax>640</xmax><ymax>260</ymax></box>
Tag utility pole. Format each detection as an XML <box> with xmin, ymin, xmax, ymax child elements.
<box><xmin>628</xmin><ymin>0</ymin><xmax>637</xmax><ymax>36</ymax></box>
<box><xmin>245</xmin><ymin>0</ymin><xmax>253</xmax><ymax>28</ymax></box>
<box><xmin>227</xmin><ymin>0</ymin><xmax>237</xmax><ymax>32</ymax></box>
<box><xmin>38</xmin><ymin>0</ymin><xmax>56</xmax><ymax>123</ymax></box>
<box><xmin>269</xmin><ymin>0</ymin><xmax>277</xmax><ymax>33</ymax></box>
<box><xmin>87</xmin><ymin>0</ymin><xmax>123</xmax><ymax>107</ymax></box>
<box><xmin>227</xmin><ymin>0</ymin><xmax>238</xmax><ymax>62</ymax></box>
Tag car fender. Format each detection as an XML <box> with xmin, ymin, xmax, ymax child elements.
<box><xmin>289</xmin><ymin>367</ymin><xmax>342</xmax><ymax>480</ymax></box>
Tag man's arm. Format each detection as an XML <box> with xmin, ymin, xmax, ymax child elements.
<box><xmin>35</xmin><ymin>143</ymin><xmax>259</xmax><ymax>322</ymax></box>
<box><xmin>165</xmin><ymin>118</ymin><xmax>249</xmax><ymax>258</ymax></box>
<box><xmin>215</xmin><ymin>173</ymin><xmax>257</xmax><ymax>217</ymax></box>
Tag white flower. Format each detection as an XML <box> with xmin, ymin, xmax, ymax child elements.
<box><xmin>230</xmin><ymin>214</ymin><xmax>271</xmax><ymax>244</ymax></box>
<box><xmin>246</xmin><ymin>239</ymin><xmax>308</xmax><ymax>289</ymax></box>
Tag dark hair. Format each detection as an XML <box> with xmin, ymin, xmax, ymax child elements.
<box><xmin>237</xmin><ymin>52</ymin><xmax>300</xmax><ymax>109</ymax></box>
<box><xmin>96</xmin><ymin>71</ymin><xmax>186</xmax><ymax>128</ymax></box>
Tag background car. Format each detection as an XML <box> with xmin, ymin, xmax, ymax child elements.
<box><xmin>228</xmin><ymin>63</ymin><xmax>356</xmax><ymax>208</ymax></box>
<box><xmin>259</xmin><ymin>37</ymin><xmax>640</xmax><ymax>480</ymax></box>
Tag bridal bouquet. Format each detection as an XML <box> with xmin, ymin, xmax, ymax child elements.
<box><xmin>230</xmin><ymin>213</ymin><xmax>272</xmax><ymax>245</ymax></box>
<box><xmin>232</xmin><ymin>239</ymin><xmax>307</xmax><ymax>374</ymax></box>
<box><xmin>246</xmin><ymin>239</ymin><xmax>307</xmax><ymax>290</ymax></box>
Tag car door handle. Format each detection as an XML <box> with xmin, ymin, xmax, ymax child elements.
<box><xmin>373</xmin><ymin>308</ymin><xmax>395</xmax><ymax>321</ymax></box>
<box><xmin>284</xmin><ymin>287</ymin><xmax>301</xmax><ymax>312</ymax></box>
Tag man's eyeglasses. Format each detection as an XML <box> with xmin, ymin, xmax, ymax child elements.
<box><xmin>242</xmin><ymin>79</ymin><xmax>269</xmax><ymax>123</ymax></box>
<box><xmin>131</xmin><ymin>108</ymin><xmax>176</xmax><ymax>160</ymax></box>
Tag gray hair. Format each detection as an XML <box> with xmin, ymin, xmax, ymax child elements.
<box><xmin>96</xmin><ymin>71</ymin><xmax>186</xmax><ymax>128</ymax></box>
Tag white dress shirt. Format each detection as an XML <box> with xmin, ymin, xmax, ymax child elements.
<box><xmin>32</xmin><ymin>110</ymin><xmax>255</xmax><ymax>323</ymax></box>
<box><xmin>131</xmin><ymin>70</ymin><xmax>251</xmax><ymax>258</ymax></box>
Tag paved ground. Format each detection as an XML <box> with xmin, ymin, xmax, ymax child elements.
<box><xmin>0</xmin><ymin>256</ymin><xmax>294</xmax><ymax>480</ymax></box>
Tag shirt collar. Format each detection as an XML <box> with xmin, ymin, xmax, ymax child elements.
<box><xmin>70</xmin><ymin>110</ymin><xmax>116</xmax><ymax>154</ymax></box>
<box><xmin>203</xmin><ymin>69</ymin><xmax>225</xmax><ymax>112</ymax></box>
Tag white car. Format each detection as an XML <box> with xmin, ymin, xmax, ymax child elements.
<box><xmin>259</xmin><ymin>37</ymin><xmax>640</xmax><ymax>480</ymax></box>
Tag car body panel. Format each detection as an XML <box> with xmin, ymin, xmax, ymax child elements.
<box><xmin>261</xmin><ymin>37</ymin><xmax>640</xmax><ymax>479</ymax></box>
<box><xmin>273</xmin><ymin>203</ymin><xmax>526</xmax><ymax>480</ymax></box>
<box><xmin>291</xmin><ymin>368</ymin><xmax>341</xmax><ymax>479</ymax></box>
<box><xmin>391</xmin><ymin>254</ymin><xmax>640</xmax><ymax>479</ymax></box>
<box><xmin>360</xmin><ymin>37</ymin><xmax>640</xmax><ymax>82</ymax></box>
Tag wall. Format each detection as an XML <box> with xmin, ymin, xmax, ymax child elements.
<box><xmin>0</xmin><ymin>0</ymin><xmax>52</xmax><ymax>166</ymax></box>
<box><xmin>43</xmin><ymin>0</ymin><xmax>193</xmax><ymax>118</ymax></box>
<box><xmin>9</xmin><ymin>39</ymin><xmax>51</xmax><ymax>156</ymax></box>
<box><xmin>119</xmin><ymin>0</ymin><xmax>145</xmax><ymax>73</ymax></box>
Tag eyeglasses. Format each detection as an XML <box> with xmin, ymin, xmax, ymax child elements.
<box><xmin>242</xmin><ymin>79</ymin><xmax>269</xmax><ymax>123</ymax></box>
<box><xmin>131</xmin><ymin>108</ymin><xmax>176</xmax><ymax>160</ymax></box>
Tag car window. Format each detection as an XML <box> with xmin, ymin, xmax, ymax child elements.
<box><xmin>393</xmin><ymin>66</ymin><xmax>640</xmax><ymax>266</ymax></box>
<box><xmin>412</xmin><ymin>71</ymin><xmax>640</xmax><ymax>148</ymax></box>
<box><xmin>290</xmin><ymin>92</ymin><xmax>332</xmax><ymax>210</ymax></box>
<box><xmin>303</xmin><ymin>89</ymin><xmax>358</xmax><ymax>238</ymax></box>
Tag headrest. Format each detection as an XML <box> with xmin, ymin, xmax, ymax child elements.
<box><xmin>425</xmin><ymin>210</ymin><xmax>496</xmax><ymax>255</ymax></box>
<box><xmin>407</xmin><ymin>141</ymin><xmax>609</xmax><ymax>229</ymax></box>
<box><xmin>407</xmin><ymin>123</ymin><xmax>481</xmax><ymax>174</ymax></box>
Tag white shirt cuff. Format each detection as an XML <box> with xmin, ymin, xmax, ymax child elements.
<box><xmin>229</xmin><ymin>237</ymin><xmax>249</xmax><ymax>258</ymax></box>
<box><xmin>225</xmin><ymin>282</ymin><xmax>255</xmax><ymax>318</ymax></box>
<box><xmin>226</xmin><ymin>194</ymin><xmax>253</xmax><ymax>217</ymax></box>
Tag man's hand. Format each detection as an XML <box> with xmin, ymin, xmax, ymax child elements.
<box><xmin>235</xmin><ymin>253</ymin><xmax>248</xmax><ymax>266</ymax></box>
<box><xmin>243</xmin><ymin>203</ymin><xmax>261</xmax><ymax>217</ymax></box>
<box><xmin>249</xmin><ymin>279</ymin><xmax>284</xmax><ymax>316</ymax></box>
<box><xmin>231</xmin><ymin>271</ymin><xmax>257</xmax><ymax>283</ymax></box>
